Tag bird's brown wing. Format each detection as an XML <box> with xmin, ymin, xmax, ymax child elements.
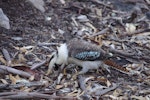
<box><xmin>67</xmin><ymin>39</ymin><xmax>107</xmax><ymax>61</ymax></box>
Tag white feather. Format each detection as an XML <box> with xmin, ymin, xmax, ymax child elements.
<box><xmin>48</xmin><ymin>43</ymin><xmax>68</xmax><ymax>74</ymax></box>
<box><xmin>56</xmin><ymin>43</ymin><xmax>68</xmax><ymax>64</ymax></box>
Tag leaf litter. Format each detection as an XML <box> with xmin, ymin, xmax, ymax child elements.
<box><xmin>0</xmin><ymin>0</ymin><xmax>149</xmax><ymax>99</ymax></box>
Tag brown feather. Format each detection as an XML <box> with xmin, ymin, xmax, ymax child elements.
<box><xmin>103</xmin><ymin>60</ymin><xmax>129</xmax><ymax>73</ymax></box>
<box><xmin>67</xmin><ymin>38</ymin><xmax>107</xmax><ymax>61</ymax></box>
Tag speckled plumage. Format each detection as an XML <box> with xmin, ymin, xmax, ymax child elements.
<box><xmin>67</xmin><ymin>38</ymin><xmax>108</xmax><ymax>61</ymax></box>
<box><xmin>74</xmin><ymin>51</ymin><xmax>101</xmax><ymax>60</ymax></box>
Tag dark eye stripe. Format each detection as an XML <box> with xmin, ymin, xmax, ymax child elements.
<box><xmin>50</xmin><ymin>55</ymin><xmax>55</xmax><ymax>61</ymax></box>
<box><xmin>55</xmin><ymin>63</ymin><xmax>61</xmax><ymax>67</ymax></box>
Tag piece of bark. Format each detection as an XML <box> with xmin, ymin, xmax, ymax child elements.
<box><xmin>0</xmin><ymin>65</ymin><xmax>31</xmax><ymax>78</ymax></box>
<box><xmin>0</xmin><ymin>92</ymin><xmax>77</xmax><ymax>99</ymax></box>
<box><xmin>0</xmin><ymin>81</ymin><xmax>47</xmax><ymax>89</ymax></box>
<box><xmin>2</xmin><ymin>48</ymin><xmax>12</xmax><ymax>65</ymax></box>
<box><xmin>31</xmin><ymin>60</ymin><xmax>46</xmax><ymax>70</ymax></box>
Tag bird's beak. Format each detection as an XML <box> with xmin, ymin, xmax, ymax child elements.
<box><xmin>46</xmin><ymin>52</ymin><xmax>57</xmax><ymax>75</ymax></box>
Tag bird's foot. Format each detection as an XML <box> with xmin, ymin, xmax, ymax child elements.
<box><xmin>72</xmin><ymin>71</ymin><xmax>79</xmax><ymax>79</ymax></box>
<box><xmin>46</xmin><ymin>69</ymin><xmax>52</xmax><ymax>75</ymax></box>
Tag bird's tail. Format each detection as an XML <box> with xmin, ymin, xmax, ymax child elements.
<box><xmin>103</xmin><ymin>59</ymin><xmax>130</xmax><ymax>74</ymax></box>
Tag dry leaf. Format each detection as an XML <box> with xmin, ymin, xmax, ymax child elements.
<box><xmin>0</xmin><ymin>79</ymin><xmax>8</xmax><ymax>84</ymax></box>
<box><xmin>15</xmin><ymin>75</ymin><xmax>21</xmax><ymax>80</ymax></box>
<box><xmin>0</xmin><ymin>8</ymin><xmax>10</xmax><ymax>29</ymax></box>
<box><xmin>24</xmin><ymin>87</ymin><xmax>35</xmax><ymax>92</ymax></box>
<box><xmin>125</xmin><ymin>23</ymin><xmax>136</xmax><ymax>33</ymax></box>
<box><xmin>84</xmin><ymin>22</ymin><xmax>97</xmax><ymax>33</ymax></box>
<box><xmin>18</xmin><ymin>53</ymin><xmax>27</xmax><ymax>63</ymax></box>
<box><xmin>145</xmin><ymin>0</ymin><xmax>150</xmax><ymax>4</ymax></box>
<box><xmin>60</xmin><ymin>0</ymin><xmax>66</xmax><ymax>4</ymax></box>
<box><xmin>27</xmin><ymin>0</ymin><xmax>45</xmax><ymax>12</ymax></box>
<box><xmin>29</xmin><ymin>75</ymin><xmax>35</xmax><ymax>81</ymax></box>
<box><xmin>56</xmin><ymin>85</ymin><xmax>64</xmax><ymax>89</ymax></box>
<box><xmin>0</xmin><ymin>56</ymin><xmax>7</xmax><ymax>65</ymax></box>
<box><xmin>57</xmin><ymin>73</ymin><xmax>64</xmax><ymax>84</ymax></box>
<box><xmin>131</xmin><ymin>95</ymin><xmax>147</xmax><ymax>100</ymax></box>
<box><xmin>96</xmin><ymin>77</ymin><xmax>108</xmax><ymax>85</ymax></box>
<box><xmin>95</xmin><ymin>8</ymin><xmax>102</xmax><ymax>17</ymax></box>
<box><xmin>127</xmin><ymin>85</ymin><xmax>138</xmax><ymax>91</ymax></box>
<box><xmin>67</xmin><ymin>89</ymin><xmax>79</xmax><ymax>97</ymax></box>
<box><xmin>94</xmin><ymin>35</ymin><xmax>103</xmax><ymax>46</ymax></box>
<box><xmin>16</xmin><ymin>79</ymin><xmax>29</xmax><ymax>84</ymax></box>
<box><xmin>102</xmin><ymin>40</ymin><xmax>112</xmax><ymax>46</ymax></box>
<box><xmin>113</xmin><ymin>89</ymin><xmax>122</xmax><ymax>97</ymax></box>
<box><xmin>13</xmin><ymin>46</ymin><xmax>35</xmax><ymax>54</ymax></box>
<box><xmin>9</xmin><ymin>74</ymin><xmax>17</xmax><ymax>84</ymax></box>
<box><xmin>106</xmin><ymin>80</ymin><xmax>111</xmax><ymax>87</ymax></box>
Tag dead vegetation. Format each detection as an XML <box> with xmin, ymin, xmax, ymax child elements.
<box><xmin>0</xmin><ymin>0</ymin><xmax>150</xmax><ymax>99</ymax></box>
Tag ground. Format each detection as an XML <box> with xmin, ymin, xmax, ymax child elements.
<box><xmin>0</xmin><ymin>0</ymin><xmax>150</xmax><ymax>99</ymax></box>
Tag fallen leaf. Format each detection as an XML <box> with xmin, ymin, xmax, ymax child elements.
<box><xmin>27</xmin><ymin>0</ymin><xmax>45</xmax><ymax>12</ymax></box>
<box><xmin>56</xmin><ymin>85</ymin><xmax>64</xmax><ymax>89</ymax></box>
<box><xmin>13</xmin><ymin>46</ymin><xmax>35</xmax><ymax>54</ymax></box>
<box><xmin>106</xmin><ymin>80</ymin><xmax>111</xmax><ymax>87</ymax></box>
<box><xmin>9</xmin><ymin>74</ymin><xmax>17</xmax><ymax>84</ymax></box>
<box><xmin>0</xmin><ymin>56</ymin><xmax>7</xmax><ymax>65</ymax></box>
<box><xmin>125</xmin><ymin>23</ymin><xmax>136</xmax><ymax>33</ymax></box>
<box><xmin>131</xmin><ymin>95</ymin><xmax>147</xmax><ymax>100</ymax></box>
<box><xmin>18</xmin><ymin>53</ymin><xmax>27</xmax><ymax>63</ymax></box>
<box><xmin>0</xmin><ymin>8</ymin><xmax>10</xmax><ymax>29</ymax></box>
<box><xmin>113</xmin><ymin>89</ymin><xmax>123</xmax><ymax>97</ymax></box>
<box><xmin>67</xmin><ymin>89</ymin><xmax>79</xmax><ymax>97</ymax></box>
<box><xmin>0</xmin><ymin>79</ymin><xmax>8</xmax><ymax>84</ymax></box>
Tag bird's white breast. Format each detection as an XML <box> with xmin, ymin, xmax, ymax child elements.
<box><xmin>56</xmin><ymin>43</ymin><xmax>68</xmax><ymax>64</ymax></box>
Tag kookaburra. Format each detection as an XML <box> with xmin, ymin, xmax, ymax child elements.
<box><xmin>48</xmin><ymin>38</ymin><xmax>129</xmax><ymax>75</ymax></box>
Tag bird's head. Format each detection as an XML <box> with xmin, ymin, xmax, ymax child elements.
<box><xmin>47</xmin><ymin>43</ymin><xmax>68</xmax><ymax>74</ymax></box>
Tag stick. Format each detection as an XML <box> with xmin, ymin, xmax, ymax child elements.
<box><xmin>0</xmin><ymin>92</ymin><xmax>77</xmax><ymax>99</ymax></box>
<box><xmin>0</xmin><ymin>65</ymin><xmax>31</xmax><ymax>78</ymax></box>
<box><xmin>0</xmin><ymin>81</ymin><xmax>46</xmax><ymax>89</ymax></box>
<box><xmin>89</xmin><ymin>27</ymin><xmax>109</xmax><ymax>37</ymax></box>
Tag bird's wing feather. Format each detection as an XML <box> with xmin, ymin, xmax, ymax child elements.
<box><xmin>74</xmin><ymin>51</ymin><xmax>101</xmax><ymax>60</ymax></box>
<box><xmin>67</xmin><ymin>39</ymin><xmax>107</xmax><ymax>61</ymax></box>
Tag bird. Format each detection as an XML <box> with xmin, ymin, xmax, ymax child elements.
<box><xmin>47</xmin><ymin>38</ymin><xmax>130</xmax><ymax>75</ymax></box>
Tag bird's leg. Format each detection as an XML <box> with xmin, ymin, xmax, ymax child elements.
<box><xmin>72</xmin><ymin>66</ymin><xmax>89</xmax><ymax>79</ymax></box>
<box><xmin>46</xmin><ymin>68</ymin><xmax>52</xmax><ymax>75</ymax></box>
<box><xmin>60</xmin><ymin>63</ymin><xmax>68</xmax><ymax>75</ymax></box>
<box><xmin>72</xmin><ymin>70</ymin><xmax>79</xmax><ymax>79</ymax></box>
<box><xmin>60</xmin><ymin>63</ymin><xmax>65</xmax><ymax>71</ymax></box>
<box><xmin>78</xmin><ymin>66</ymin><xmax>89</xmax><ymax>74</ymax></box>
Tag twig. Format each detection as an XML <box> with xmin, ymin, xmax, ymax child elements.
<box><xmin>0</xmin><ymin>92</ymin><xmax>17</xmax><ymax>96</ymax></box>
<box><xmin>95</xmin><ymin>83</ymin><xmax>118</xmax><ymax>96</ymax></box>
<box><xmin>119</xmin><ymin>28</ymin><xmax>150</xmax><ymax>38</ymax></box>
<box><xmin>0</xmin><ymin>81</ymin><xmax>46</xmax><ymax>89</ymax></box>
<box><xmin>0</xmin><ymin>65</ymin><xmax>31</xmax><ymax>78</ymax></box>
<box><xmin>89</xmin><ymin>27</ymin><xmax>109</xmax><ymax>37</ymax></box>
<box><xmin>106</xmin><ymin>38</ymin><xmax>150</xmax><ymax>51</ymax></box>
<box><xmin>2</xmin><ymin>48</ymin><xmax>12</xmax><ymax>65</ymax></box>
<box><xmin>0</xmin><ymin>92</ymin><xmax>77</xmax><ymax>99</ymax></box>
<box><xmin>37</xmin><ymin>42</ymin><xmax>59</xmax><ymax>46</ymax></box>
<box><xmin>31</xmin><ymin>60</ymin><xmax>47</xmax><ymax>70</ymax></box>
<box><xmin>0</xmin><ymin>69</ymin><xmax>8</xmax><ymax>74</ymax></box>
<box><xmin>91</xmin><ymin>0</ymin><xmax>112</xmax><ymax>9</ymax></box>
<box><xmin>107</xmin><ymin>48</ymin><xmax>150</xmax><ymax>63</ymax></box>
